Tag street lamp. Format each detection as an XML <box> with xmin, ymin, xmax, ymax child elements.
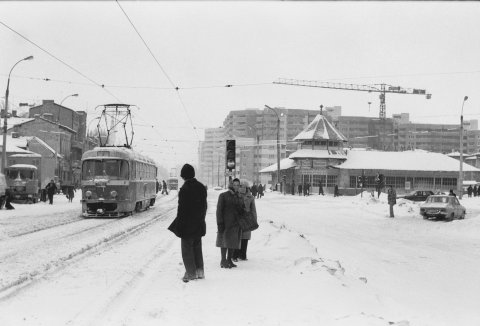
<box><xmin>2</xmin><ymin>55</ymin><xmax>34</xmax><ymax>173</ymax></box>
<box><xmin>60</xmin><ymin>93</ymin><xmax>79</xmax><ymax>105</ymax></box>
<box><xmin>459</xmin><ymin>95</ymin><xmax>468</xmax><ymax>199</ymax></box>
<box><xmin>265</xmin><ymin>105</ymin><xmax>281</xmax><ymax>190</ymax></box>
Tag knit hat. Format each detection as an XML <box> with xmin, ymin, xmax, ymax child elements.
<box><xmin>180</xmin><ymin>164</ymin><xmax>195</xmax><ymax>179</ymax></box>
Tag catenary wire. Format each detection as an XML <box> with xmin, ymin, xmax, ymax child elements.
<box><xmin>0</xmin><ymin>20</ymin><xmax>124</xmax><ymax>103</ymax></box>
<box><xmin>115</xmin><ymin>0</ymin><xmax>199</xmax><ymax>140</ymax></box>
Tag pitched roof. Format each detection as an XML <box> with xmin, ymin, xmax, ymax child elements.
<box><xmin>259</xmin><ymin>158</ymin><xmax>297</xmax><ymax>173</ymax></box>
<box><xmin>289</xmin><ymin>149</ymin><xmax>347</xmax><ymax>160</ymax></box>
<box><xmin>336</xmin><ymin>150</ymin><xmax>480</xmax><ymax>172</ymax></box>
<box><xmin>293</xmin><ymin>114</ymin><xmax>347</xmax><ymax>142</ymax></box>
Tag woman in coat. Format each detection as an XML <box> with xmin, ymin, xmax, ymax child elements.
<box><xmin>216</xmin><ymin>178</ymin><xmax>244</xmax><ymax>268</ymax></box>
<box><xmin>233</xmin><ymin>180</ymin><xmax>257</xmax><ymax>261</ymax></box>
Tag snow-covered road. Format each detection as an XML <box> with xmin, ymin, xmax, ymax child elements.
<box><xmin>1</xmin><ymin>190</ymin><xmax>479</xmax><ymax>326</ymax></box>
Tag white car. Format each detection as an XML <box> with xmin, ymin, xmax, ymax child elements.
<box><xmin>419</xmin><ymin>195</ymin><xmax>466</xmax><ymax>221</ymax></box>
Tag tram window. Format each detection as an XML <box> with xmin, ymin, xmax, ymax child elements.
<box><xmin>82</xmin><ymin>160</ymin><xmax>129</xmax><ymax>180</ymax></box>
<box><xmin>19</xmin><ymin>170</ymin><xmax>34</xmax><ymax>179</ymax></box>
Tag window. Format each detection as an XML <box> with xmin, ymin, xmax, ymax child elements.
<box><xmin>82</xmin><ymin>159</ymin><xmax>129</xmax><ymax>180</ymax></box>
<box><xmin>349</xmin><ymin>176</ymin><xmax>357</xmax><ymax>188</ymax></box>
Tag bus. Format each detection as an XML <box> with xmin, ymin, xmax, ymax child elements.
<box><xmin>167</xmin><ymin>177</ymin><xmax>179</xmax><ymax>191</ymax></box>
<box><xmin>81</xmin><ymin>146</ymin><xmax>157</xmax><ymax>217</ymax></box>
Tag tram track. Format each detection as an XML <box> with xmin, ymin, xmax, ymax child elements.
<box><xmin>0</xmin><ymin>198</ymin><xmax>178</xmax><ymax>300</ymax></box>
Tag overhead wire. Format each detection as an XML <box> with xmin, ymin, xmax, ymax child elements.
<box><xmin>0</xmin><ymin>20</ymin><xmax>124</xmax><ymax>103</ymax></box>
<box><xmin>115</xmin><ymin>0</ymin><xmax>200</xmax><ymax>140</ymax></box>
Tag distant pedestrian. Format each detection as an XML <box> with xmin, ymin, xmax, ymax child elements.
<box><xmin>156</xmin><ymin>179</ymin><xmax>160</xmax><ymax>193</ymax></box>
<box><xmin>334</xmin><ymin>185</ymin><xmax>339</xmax><ymax>197</ymax></box>
<box><xmin>168</xmin><ymin>164</ymin><xmax>208</xmax><ymax>283</ymax></box>
<box><xmin>387</xmin><ymin>185</ymin><xmax>396</xmax><ymax>218</ymax></box>
<box><xmin>251</xmin><ymin>183</ymin><xmax>258</xmax><ymax>198</ymax></box>
<box><xmin>319</xmin><ymin>183</ymin><xmax>324</xmax><ymax>196</ymax></box>
<box><xmin>5</xmin><ymin>192</ymin><xmax>14</xmax><ymax>210</ymax></box>
<box><xmin>467</xmin><ymin>185</ymin><xmax>473</xmax><ymax>198</ymax></box>
<box><xmin>257</xmin><ymin>184</ymin><xmax>263</xmax><ymax>199</ymax></box>
<box><xmin>298</xmin><ymin>184</ymin><xmax>302</xmax><ymax>196</ymax></box>
<box><xmin>233</xmin><ymin>180</ymin><xmax>257</xmax><ymax>262</ymax></box>
<box><xmin>474</xmin><ymin>185</ymin><xmax>478</xmax><ymax>197</ymax></box>
<box><xmin>449</xmin><ymin>189</ymin><xmax>457</xmax><ymax>197</ymax></box>
<box><xmin>216</xmin><ymin>178</ymin><xmax>244</xmax><ymax>269</ymax></box>
<box><xmin>45</xmin><ymin>179</ymin><xmax>57</xmax><ymax>205</ymax></box>
<box><xmin>67</xmin><ymin>185</ymin><xmax>75</xmax><ymax>203</ymax></box>
<box><xmin>291</xmin><ymin>180</ymin><xmax>295</xmax><ymax>195</ymax></box>
<box><xmin>162</xmin><ymin>180</ymin><xmax>168</xmax><ymax>195</ymax></box>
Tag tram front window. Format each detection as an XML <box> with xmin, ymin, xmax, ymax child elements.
<box><xmin>82</xmin><ymin>160</ymin><xmax>129</xmax><ymax>180</ymax></box>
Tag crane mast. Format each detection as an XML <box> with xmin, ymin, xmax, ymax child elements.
<box><xmin>274</xmin><ymin>78</ymin><xmax>431</xmax><ymax>119</ymax></box>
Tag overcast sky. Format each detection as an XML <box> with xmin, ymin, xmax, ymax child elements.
<box><xmin>1</xmin><ymin>1</ymin><xmax>479</xmax><ymax>169</ymax></box>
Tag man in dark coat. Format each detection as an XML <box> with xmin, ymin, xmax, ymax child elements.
<box><xmin>168</xmin><ymin>164</ymin><xmax>207</xmax><ymax>283</ymax></box>
<box><xmin>251</xmin><ymin>183</ymin><xmax>258</xmax><ymax>198</ymax></box>
<box><xmin>257</xmin><ymin>184</ymin><xmax>263</xmax><ymax>199</ymax></box>
<box><xmin>467</xmin><ymin>185</ymin><xmax>473</xmax><ymax>198</ymax></box>
<box><xmin>298</xmin><ymin>184</ymin><xmax>302</xmax><ymax>196</ymax></box>
<box><xmin>161</xmin><ymin>180</ymin><xmax>168</xmax><ymax>195</ymax></box>
<box><xmin>216</xmin><ymin>178</ymin><xmax>244</xmax><ymax>268</ymax></box>
<box><xmin>45</xmin><ymin>179</ymin><xmax>57</xmax><ymax>205</ymax></box>
<box><xmin>319</xmin><ymin>183</ymin><xmax>324</xmax><ymax>196</ymax></box>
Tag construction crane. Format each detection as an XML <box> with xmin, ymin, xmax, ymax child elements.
<box><xmin>273</xmin><ymin>78</ymin><xmax>431</xmax><ymax>119</ymax></box>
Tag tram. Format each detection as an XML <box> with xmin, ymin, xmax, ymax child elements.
<box><xmin>81</xmin><ymin>146</ymin><xmax>157</xmax><ymax>217</ymax></box>
<box><xmin>167</xmin><ymin>177</ymin><xmax>179</xmax><ymax>191</ymax></box>
<box><xmin>5</xmin><ymin>164</ymin><xmax>39</xmax><ymax>203</ymax></box>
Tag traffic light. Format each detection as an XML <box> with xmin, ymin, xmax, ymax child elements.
<box><xmin>226</xmin><ymin>139</ymin><xmax>236</xmax><ymax>171</ymax></box>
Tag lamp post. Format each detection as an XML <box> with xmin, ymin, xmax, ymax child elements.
<box><xmin>459</xmin><ymin>96</ymin><xmax>468</xmax><ymax>199</ymax></box>
<box><xmin>265</xmin><ymin>105</ymin><xmax>280</xmax><ymax>190</ymax></box>
<box><xmin>60</xmin><ymin>93</ymin><xmax>79</xmax><ymax>105</ymax></box>
<box><xmin>2</xmin><ymin>55</ymin><xmax>34</xmax><ymax>173</ymax></box>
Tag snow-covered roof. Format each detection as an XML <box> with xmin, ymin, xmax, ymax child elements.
<box><xmin>259</xmin><ymin>158</ymin><xmax>297</xmax><ymax>173</ymax></box>
<box><xmin>8</xmin><ymin>164</ymin><xmax>38</xmax><ymax>170</ymax></box>
<box><xmin>289</xmin><ymin>149</ymin><xmax>347</xmax><ymax>160</ymax></box>
<box><xmin>293</xmin><ymin>114</ymin><xmax>347</xmax><ymax>142</ymax></box>
<box><xmin>5</xmin><ymin>117</ymin><xmax>34</xmax><ymax>130</ymax></box>
<box><xmin>28</xmin><ymin>136</ymin><xmax>60</xmax><ymax>157</ymax></box>
<box><xmin>0</xmin><ymin>135</ymin><xmax>29</xmax><ymax>149</ymax></box>
<box><xmin>336</xmin><ymin>150</ymin><xmax>480</xmax><ymax>172</ymax></box>
<box><xmin>10</xmin><ymin>153</ymin><xmax>42</xmax><ymax>158</ymax></box>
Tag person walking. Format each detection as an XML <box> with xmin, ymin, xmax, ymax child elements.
<box><xmin>291</xmin><ymin>180</ymin><xmax>295</xmax><ymax>195</ymax></box>
<box><xmin>298</xmin><ymin>184</ymin><xmax>302</xmax><ymax>196</ymax></box>
<box><xmin>251</xmin><ymin>183</ymin><xmax>258</xmax><ymax>198</ymax></box>
<box><xmin>319</xmin><ymin>183</ymin><xmax>324</xmax><ymax>196</ymax></box>
<box><xmin>334</xmin><ymin>185</ymin><xmax>339</xmax><ymax>197</ymax></box>
<box><xmin>387</xmin><ymin>185</ymin><xmax>397</xmax><ymax>218</ymax></box>
<box><xmin>168</xmin><ymin>164</ymin><xmax>208</xmax><ymax>283</ymax></box>
<box><xmin>467</xmin><ymin>185</ymin><xmax>473</xmax><ymax>198</ymax></box>
<box><xmin>45</xmin><ymin>179</ymin><xmax>57</xmax><ymax>205</ymax></box>
<box><xmin>162</xmin><ymin>180</ymin><xmax>168</xmax><ymax>195</ymax></box>
<box><xmin>257</xmin><ymin>183</ymin><xmax>263</xmax><ymax>199</ymax></box>
<box><xmin>67</xmin><ymin>185</ymin><xmax>75</xmax><ymax>203</ymax></box>
<box><xmin>216</xmin><ymin>178</ymin><xmax>244</xmax><ymax>268</ymax></box>
<box><xmin>233</xmin><ymin>180</ymin><xmax>257</xmax><ymax>262</ymax></box>
<box><xmin>474</xmin><ymin>185</ymin><xmax>478</xmax><ymax>197</ymax></box>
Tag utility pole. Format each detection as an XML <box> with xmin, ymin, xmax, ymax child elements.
<box><xmin>459</xmin><ymin>96</ymin><xmax>469</xmax><ymax>199</ymax></box>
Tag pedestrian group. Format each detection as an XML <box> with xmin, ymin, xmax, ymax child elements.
<box><xmin>168</xmin><ymin>164</ymin><xmax>259</xmax><ymax>283</ymax></box>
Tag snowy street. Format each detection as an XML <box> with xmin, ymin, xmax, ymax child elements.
<box><xmin>1</xmin><ymin>190</ymin><xmax>480</xmax><ymax>326</ymax></box>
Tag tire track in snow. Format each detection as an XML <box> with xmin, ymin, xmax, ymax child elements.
<box><xmin>0</xmin><ymin>203</ymin><xmax>177</xmax><ymax>300</ymax></box>
<box><xmin>65</xmin><ymin>236</ymin><xmax>178</xmax><ymax>326</ymax></box>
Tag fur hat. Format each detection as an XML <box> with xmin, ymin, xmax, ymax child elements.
<box><xmin>180</xmin><ymin>164</ymin><xmax>195</xmax><ymax>179</ymax></box>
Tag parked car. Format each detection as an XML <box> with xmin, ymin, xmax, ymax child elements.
<box><xmin>420</xmin><ymin>195</ymin><xmax>466</xmax><ymax>221</ymax></box>
<box><xmin>398</xmin><ymin>190</ymin><xmax>434</xmax><ymax>202</ymax></box>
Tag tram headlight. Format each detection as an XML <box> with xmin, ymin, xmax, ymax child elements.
<box><xmin>110</xmin><ymin>190</ymin><xmax>118</xmax><ymax>198</ymax></box>
<box><xmin>85</xmin><ymin>190</ymin><xmax>92</xmax><ymax>198</ymax></box>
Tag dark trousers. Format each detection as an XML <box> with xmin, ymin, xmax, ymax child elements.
<box><xmin>48</xmin><ymin>194</ymin><xmax>54</xmax><ymax>204</ymax></box>
<box><xmin>181</xmin><ymin>238</ymin><xmax>204</xmax><ymax>278</ymax></box>
<box><xmin>232</xmin><ymin>239</ymin><xmax>249</xmax><ymax>260</ymax></box>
